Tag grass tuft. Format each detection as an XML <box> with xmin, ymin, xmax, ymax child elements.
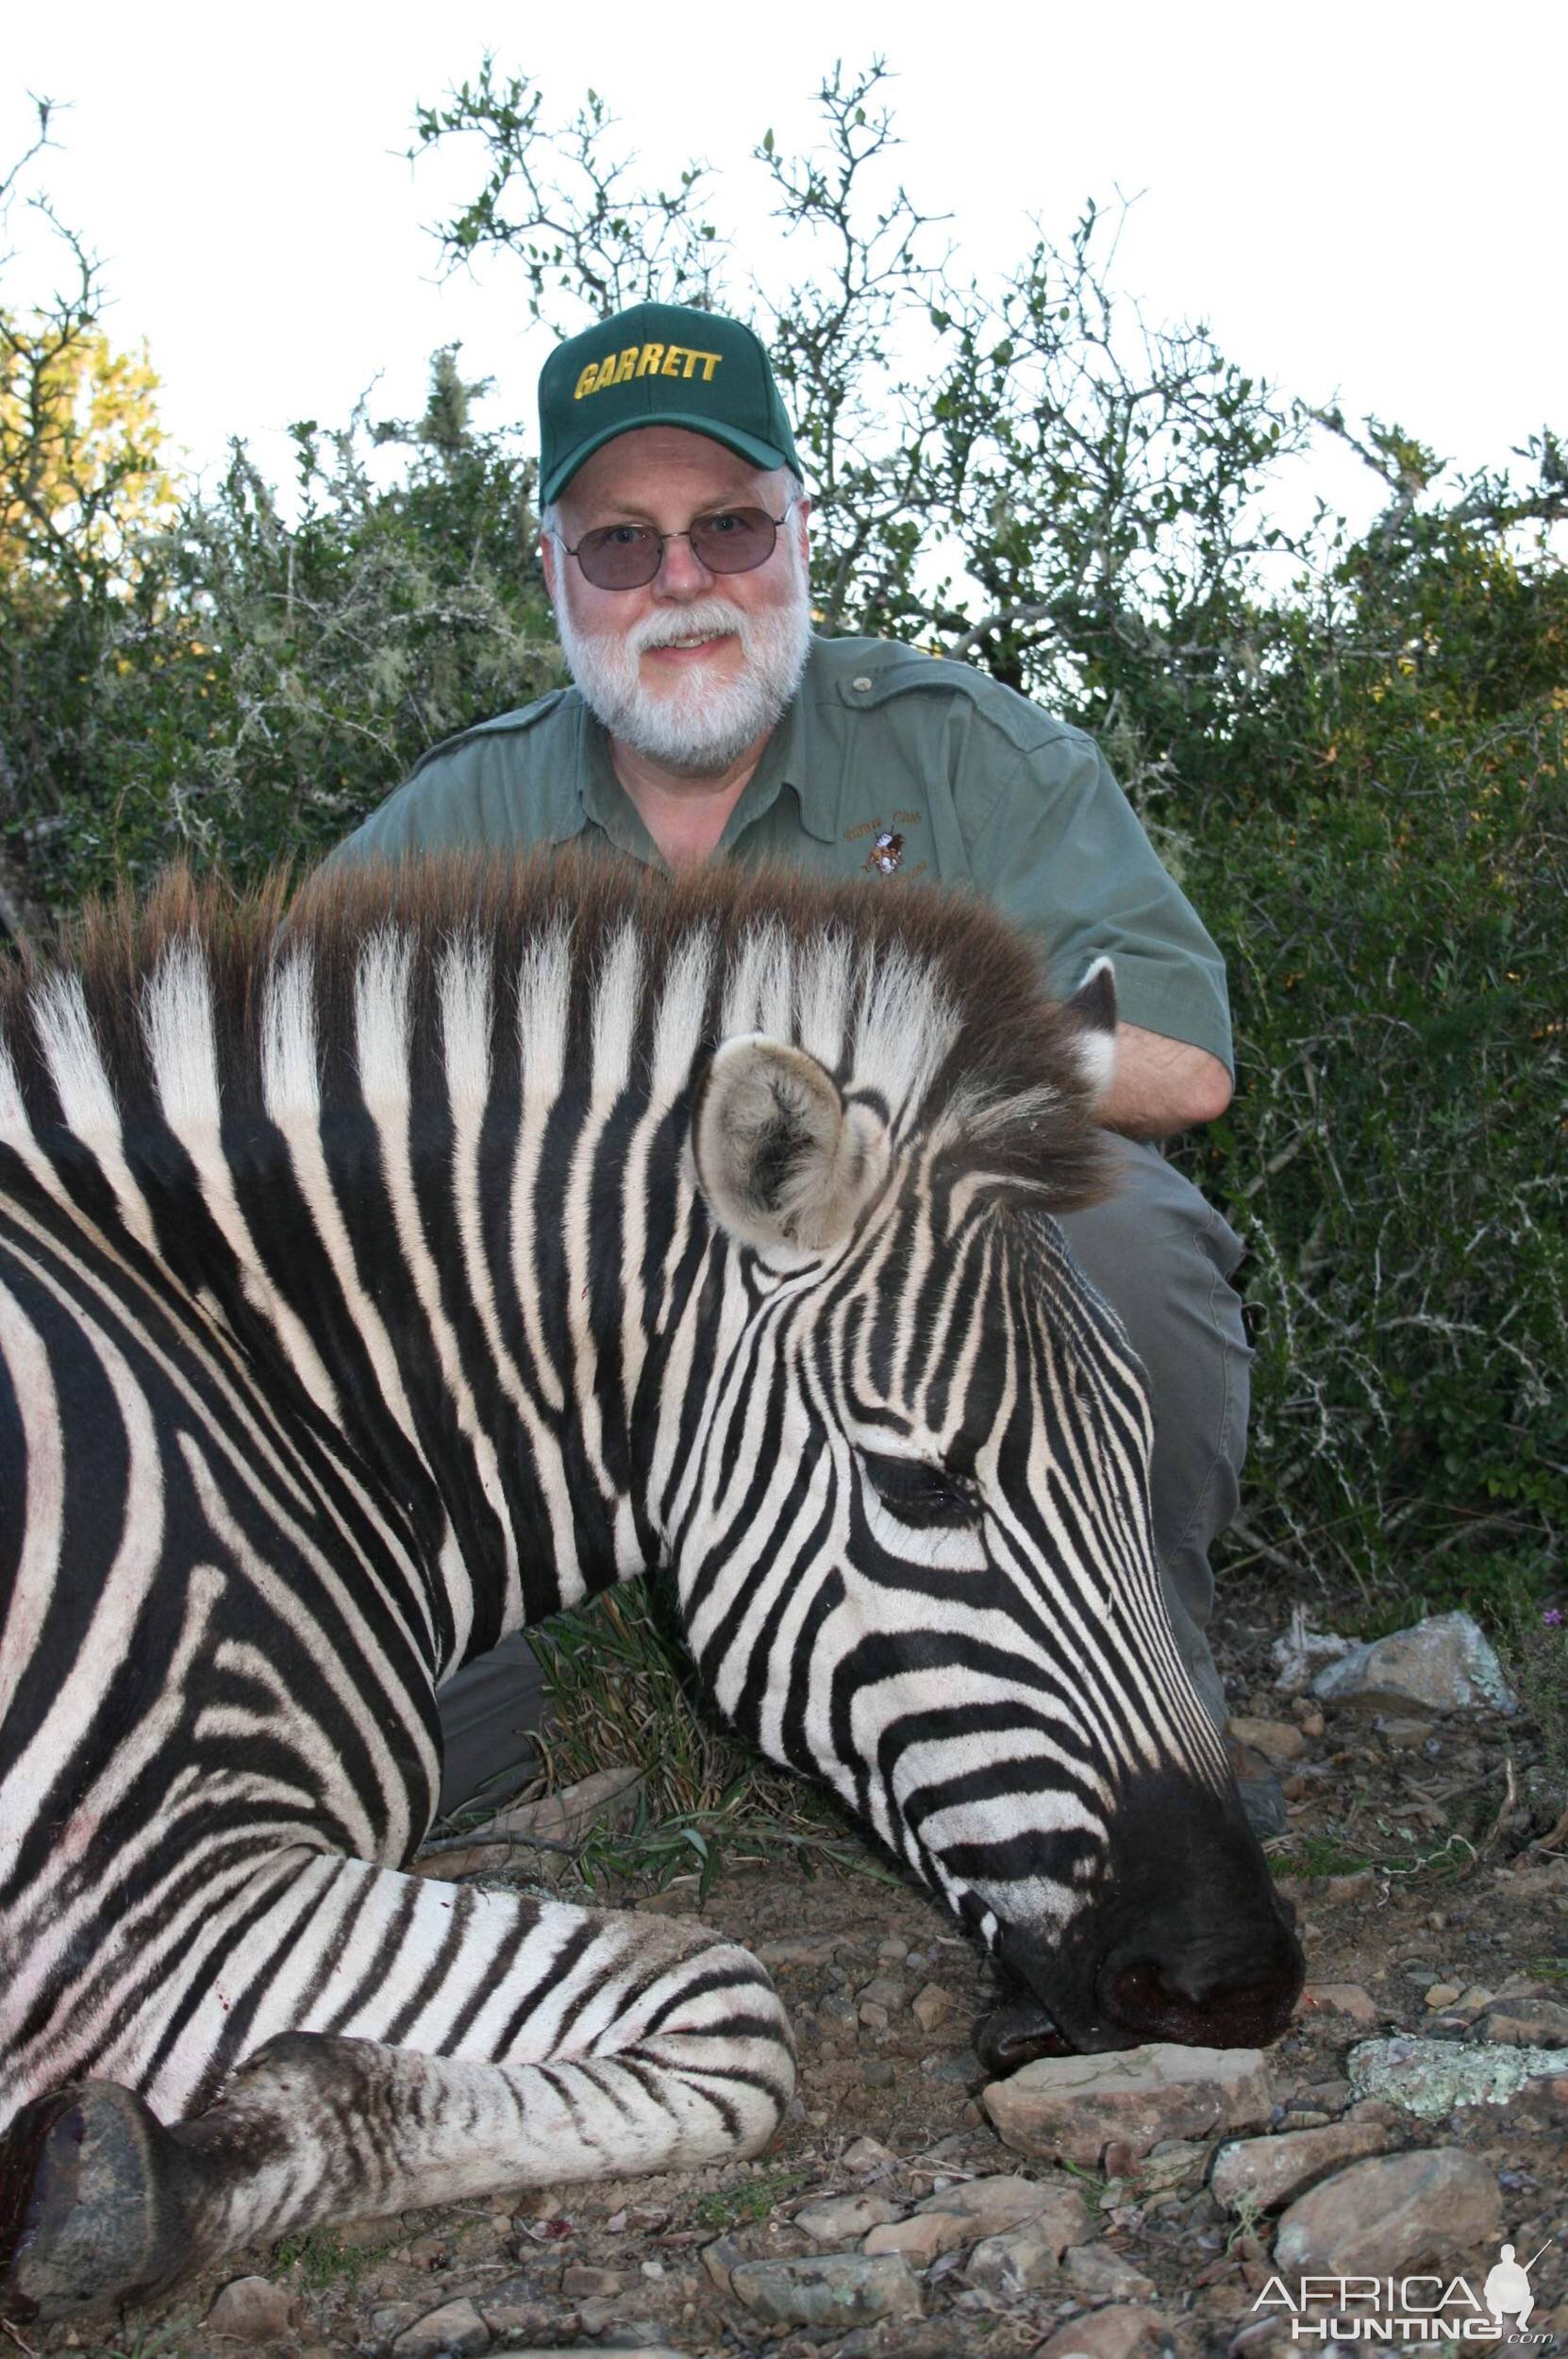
<box><xmin>690</xmin><ymin>2167</ymin><xmax>814</xmax><ymax>2230</ymax></box>
<box><xmin>528</xmin><ymin>1573</ymin><xmax>888</xmax><ymax>1891</ymax></box>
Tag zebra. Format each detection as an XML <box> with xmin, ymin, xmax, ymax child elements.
<box><xmin>0</xmin><ymin>853</ymin><xmax>1302</xmax><ymax>2319</ymax></box>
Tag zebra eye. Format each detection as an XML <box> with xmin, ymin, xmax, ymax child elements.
<box><xmin>860</xmin><ymin>1451</ymin><xmax>982</xmax><ymax>1529</ymax></box>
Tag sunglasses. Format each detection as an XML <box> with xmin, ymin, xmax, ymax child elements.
<box><xmin>557</xmin><ymin>503</ymin><xmax>795</xmax><ymax>592</ymax></box>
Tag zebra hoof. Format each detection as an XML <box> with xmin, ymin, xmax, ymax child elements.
<box><xmin>0</xmin><ymin>2081</ymin><xmax>197</xmax><ymax>2321</ymax></box>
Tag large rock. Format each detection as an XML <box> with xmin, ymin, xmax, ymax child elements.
<box><xmin>965</xmin><ymin>2222</ymin><xmax>1069</xmax><ymax>2297</ymax></box>
<box><xmin>1275</xmin><ymin>2150</ymin><xmax>1503</xmax><ymax>2276</ymax></box>
<box><xmin>1063</xmin><ymin>2245</ymin><xmax>1158</xmax><ymax>2300</ymax></box>
<box><xmin>914</xmin><ymin>2173</ymin><xmax>1090</xmax><ymax>2245</ymax></box>
<box><xmin>1210</xmin><ymin>2110</ymin><xmax>1395</xmax><ymax>2211</ymax></box>
<box><xmin>794</xmin><ymin>2190</ymin><xmax>903</xmax><ymax>2241</ymax></box>
<box><xmin>984</xmin><ymin>2042</ymin><xmax>1271</xmax><ymax>2167</ymax></box>
<box><xmin>728</xmin><ymin>2252</ymin><xmax>923</xmax><ymax>2327</ymax></box>
<box><xmin>391</xmin><ymin>2298</ymin><xmax>492</xmax><ymax>2356</ymax></box>
<box><xmin>1310</xmin><ymin>1612</ymin><xmax>1516</xmax><ymax>1715</ymax></box>
<box><xmin>756</xmin><ymin>1932</ymin><xmax>846</xmax><ymax>1968</ymax></box>
<box><xmin>206</xmin><ymin>2277</ymin><xmax>298</xmax><ymax>2342</ymax></box>
<box><xmin>1476</xmin><ymin>1998</ymin><xmax>1568</xmax><ymax>2047</ymax></box>
<box><xmin>863</xmin><ymin>2211</ymin><xmax>971</xmax><ymax>2265</ymax></box>
<box><xmin>1348</xmin><ymin>2033</ymin><xmax>1568</xmax><ymax>2117</ymax></box>
<box><xmin>699</xmin><ymin>2235</ymin><xmax>745</xmax><ymax>2296</ymax></box>
<box><xmin>1034</xmin><ymin>2304</ymin><xmax>1164</xmax><ymax>2359</ymax></box>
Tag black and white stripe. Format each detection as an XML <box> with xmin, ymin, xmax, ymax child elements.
<box><xmin>0</xmin><ymin>855</ymin><xmax>1298</xmax><ymax>2317</ymax></box>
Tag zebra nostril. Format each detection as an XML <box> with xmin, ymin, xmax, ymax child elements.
<box><xmin>975</xmin><ymin>1999</ymin><xmax>1074</xmax><ymax>2076</ymax></box>
<box><xmin>1100</xmin><ymin>1952</ymin><xmax>1297</xmax><ymax>2048</ymax></box>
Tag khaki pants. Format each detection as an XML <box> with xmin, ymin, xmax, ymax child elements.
<box><xmin>1057</xmin><ymin>1138</ymin><xmax>1249</xmax><ymax>1732</ymax></box>
<box><xmin>434</xmin><ymin>1142</ymin><xmax>1248</xmax><ymax>1811</ymax></box>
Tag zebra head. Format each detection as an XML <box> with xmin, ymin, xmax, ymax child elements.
<box><xmin>673</xmin><ymin>951</ymin><xmax>1303</xmax><ymax>2059</ymax></box>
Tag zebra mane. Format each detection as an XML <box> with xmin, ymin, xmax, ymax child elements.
<box><xmin>0</xmin><ymin>851</ymin><xmax>1112</xmax><ymax>1210</ymax></box>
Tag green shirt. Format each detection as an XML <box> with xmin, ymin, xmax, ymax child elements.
<box><xmin>334</xmin><ymin>633</ymin><xmax>1232</xmax><ymax>1072</ymax></box>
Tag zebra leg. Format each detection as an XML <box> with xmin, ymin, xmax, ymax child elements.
<box><xmin>0</xmin><ymin>1860</ymin><xmax>794</xmax><ymax>2320</ymax></box>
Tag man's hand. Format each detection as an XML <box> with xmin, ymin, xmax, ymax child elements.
<box><xmin>1097</xmin><ymin>1023</ymin><xmax>1233</xmax><ymax>1138</ymax></box>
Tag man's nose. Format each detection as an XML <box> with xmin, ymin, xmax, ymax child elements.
<box><xmin>651</xmin><ymin>531</ymin><xmax>715</xmax><ymax>597</ymax></box>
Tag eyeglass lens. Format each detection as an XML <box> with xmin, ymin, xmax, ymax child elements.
<box><xmin>574</xmin><ymin>508</ymin><xmax>779</xmax><ymax>590</ymax></box>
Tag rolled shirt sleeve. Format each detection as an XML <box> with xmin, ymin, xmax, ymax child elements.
<box><xmin>962</xmin><ymin>728</ymin><xmax>1233</xmax><ymax>1078</ymax></box>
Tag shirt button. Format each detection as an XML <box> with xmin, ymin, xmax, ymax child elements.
<box><xmin>851</xmin><ymin>676</ymin><xmax>873</xmax><ymax>692</ymax></box>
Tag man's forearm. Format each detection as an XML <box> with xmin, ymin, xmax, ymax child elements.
<box><xmin>1097</xmin><ymin>1023</ymin><xmax>1233</xmax><ymax>1138</ymax></box>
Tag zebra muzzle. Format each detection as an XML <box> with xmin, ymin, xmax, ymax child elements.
<box><xmin>973</xmin><ymin>1999</ymin><xmax>1075</xmax><ymax>2076</ymax></box>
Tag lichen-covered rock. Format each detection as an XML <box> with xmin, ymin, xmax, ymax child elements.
<box><xmin>1348</xmin><ymin>2033</ymin><xmax>1568</xmax><ymax>2117</ymax></box>
<box><xmin>1310</xmin><ymin>1611</ymin><xmax>1516</xmax><ymax>1714</ymax></box>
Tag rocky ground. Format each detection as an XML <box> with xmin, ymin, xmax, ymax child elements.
<box><xmin>32</xmin><ymin>1603</ymin><xmax>1568</xmax><ymax>2359</ymax></box>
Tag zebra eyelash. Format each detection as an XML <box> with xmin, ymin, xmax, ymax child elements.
<box><xmin>859</xmin><ymin>1449</ymin><xmax>982</xmax><ymax>1530</ymax></box>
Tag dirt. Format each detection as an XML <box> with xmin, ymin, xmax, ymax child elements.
<box><xmin>34</xmin><ymin>1606</ymin><xmax>1568</xmax><ymax>2359</ymax></box>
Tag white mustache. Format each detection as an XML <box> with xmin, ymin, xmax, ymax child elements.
<box><xmin>629</xmin><ymin>602</ymin><xmax>750</xmax><ymax>655</ymax></box>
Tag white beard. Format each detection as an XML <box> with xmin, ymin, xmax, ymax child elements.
<box><xmin>556</xmin><ymin>560</ymin><xmax>813</xmax><ymax>778</ymax></box>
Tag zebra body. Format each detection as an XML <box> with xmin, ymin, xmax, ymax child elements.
<box><xmin>0</xmin><ymin>855</ymin><xmax>1300</xmax><ymax>2317</ymax></box>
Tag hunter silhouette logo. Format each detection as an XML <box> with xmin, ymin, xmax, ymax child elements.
<box><xmin>1485</xmin><ymin>2246</ymin><xmax>1551</xmax><ymax>2334</ymax></box>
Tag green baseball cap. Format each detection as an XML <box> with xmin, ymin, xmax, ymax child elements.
<box><xmin>538</xmin><ymin>301</ymin><xmax>802</xmax><ymax>506</ymax></box>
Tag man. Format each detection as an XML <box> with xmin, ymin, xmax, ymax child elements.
<box><xmin>335</xmin><ymin>301</ymin><xmax>1272</xmax><ymax>1828</ymax></box>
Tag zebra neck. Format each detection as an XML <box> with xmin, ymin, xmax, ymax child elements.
<box><xmin>211</xmin><ymin>1070</ymin><xmax>707</xmax><ymax>1670</ymax></box>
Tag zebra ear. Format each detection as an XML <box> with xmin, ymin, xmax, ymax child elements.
<box><xmin>692</xmin><ymin>1036</ymin><xmax>889</xmax><ymax>1256</ymax></box>
<box><xmin>1064</xmin><ymin>957</ymin><xmax>1118</xmax><ymax>1105</ymax></box>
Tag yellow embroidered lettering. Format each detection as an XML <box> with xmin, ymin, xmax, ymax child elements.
<box><xmin>660</xmin><ymin>345</ymin><xmax>686</xmax><ymax>377</ymax></box>
<box><xmin>636</xmin><ymin>343</ymin><xmax>664</xmax><ymax>376</ymax></box>
<box><xmin>697</xmin><ymin>350</ymin><xmax>722</xmax><ymax>382</ymax></box>
<box><xmin>574</xmin><ymin>363</ymin><xmax>601</xmax><ymax>400</ymax></box>
<box><xmin>613</xmin><ymin>347</ymin><xmax>639</xmax><ymax>385</ymax></box>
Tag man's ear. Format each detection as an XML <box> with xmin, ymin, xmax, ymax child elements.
<box><xmin>540</xmin><ymin>529</ymin><xmax>560</xmax><ymax>607</ymax></box>
<box><xmin>692</xmin><ymin>1035</ymin><xmax>889</xmax><ymax>1257</ymax></box>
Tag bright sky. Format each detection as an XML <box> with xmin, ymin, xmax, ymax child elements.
<box><xmin>6</xmin><ymin>0</ymin><xmax>1565</xmax><ymax>534</ymax></box>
